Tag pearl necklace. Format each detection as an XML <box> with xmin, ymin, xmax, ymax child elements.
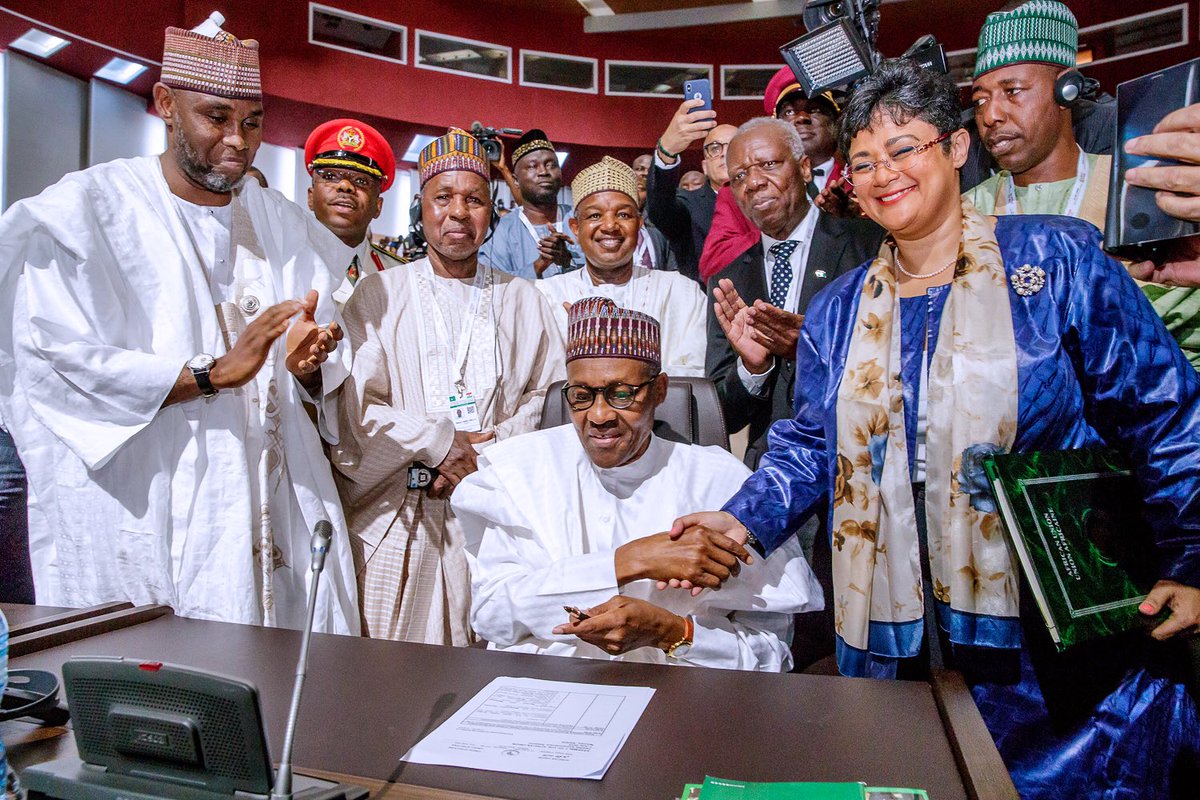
<box><xmin>894</xmin><ymin>253</ymin><xmax>957</xmax><ymax>280</ymax></box>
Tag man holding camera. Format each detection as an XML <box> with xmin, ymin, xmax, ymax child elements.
<box><xmin>479</xmin><ymin>128</ymin><xmax>583</xmax><ymax>279</ymax></box>
<box><xmin>332</xmin><ymin>129</ymin><xmax>563</xmax><ymax>644</ymax></box>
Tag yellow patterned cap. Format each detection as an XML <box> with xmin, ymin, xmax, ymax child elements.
<box><xmin>571</xmin><ymin>156</ymin><xmax>639</xmax><ymax>211</ymax></box>
<box><xmin>418</xmin><ymin>128</ymin><xmax>490</xmax><ymax>187</ymax></box>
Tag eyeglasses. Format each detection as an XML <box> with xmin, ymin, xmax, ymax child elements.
<box><xmin>314</xmin><ymin>167</ymin><xmax>378</xmax><ymax>190</ymax></box>
<box><xmin>562</xmin><ymin>376</ymin><xmax>659</xmax><ymax>411</ymax></box>
<box><xmin>843</xmin><ymin>131</ymin><xmax>952</xmax><ymax>187</ymax></box>
<box><xmin>703</xmin><ymin>140</ymin><xmax>732</xmax><ymax>159</ymax></box>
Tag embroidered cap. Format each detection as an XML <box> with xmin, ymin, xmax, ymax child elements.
<box><xmin>161</xmin><ymin>24</ymin><xmax>261</xmax><ymax>100</ymax></box>
<box><xmin>305</xmin><ymin>119</ymin><xmax>396</xmax><ymax>191</ymax></box>
<box><xmin>566</xmin><ymin>297</ymin><xmax>661</xmax><ymax>369</ymax></box>
<box><xmin>974</xmin><ymin>0</ymin><xmax>1078</xmax><ymax>79</ymax></box>
<box><xmin>571</xmin><ymin>156</ymin><xmax>640</xmax><ymax>212</ymax></box>
<box><xmin>511</xmin><ymin>128</ymin><xmax>556</xmax><ymax>167</ymax></box>
<box><xmin>763</xmin><ymin>66</ymin><xmax>841</xmax><ymax>118</ymax></box>
<box><xmin>418</xmin><ymin>128</ymin><xmax>490</xmax><ymax>187</ymax></box>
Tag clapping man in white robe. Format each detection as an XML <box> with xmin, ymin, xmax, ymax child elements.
<box><xmin>454</xmin><ymin>298</ymin><xmax>822</xmax><ymax>669</ymax></box>
<box><xmin>0</xmin><ymin>19</ymin><xmax>359</xmax><ymax>632</ymax></box>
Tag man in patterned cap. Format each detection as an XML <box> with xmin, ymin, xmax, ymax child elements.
<box><xmin>966</xmin><ymin>0</ymin><xmax>1199</xmax><ymax>370</ymax></box>
<box><xmin>479</xmin><ymin>128</ymin><xmax>583</xmax><ymax>279</ymax></box>
<box><xmin>333</xmin><ymin>128</ymin><xmax>564</xmax><ymax>645</ymax></box>
<box><xmin>304</xmin><ymin>118</ymin><xmax>405</xmax><ymax>307</ymax></box>
<box><xmin>537</xmin><ymin>156</ymin><xmax>706</xmax><ymax>376</ymax></box>
<box><xmin>454</xmin><ymin>296</ymin><xmax>821</xmax><ymax>667</ymax></box>
<box><xmin>0</xmin><ymin>16</ymin><xmax>360</xmax><ymax>632</ymax></box>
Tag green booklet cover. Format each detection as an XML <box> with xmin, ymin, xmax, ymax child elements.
<box><xmin>695</xmin><ymin>777</ymin><xmax>866</xmax><ymax>799</ymax></box>
<box><xmin>983</xmin><ymin>448</ymin><xmax>1155</xmax><ymax>650</ymax></box>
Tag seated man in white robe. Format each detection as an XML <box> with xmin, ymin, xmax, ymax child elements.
<box><xmin>0</xmin><ymin>18</ymin><xmax>359</xmax><ymax>632</ymax></box>
<box><xmin>536</xmin><ymin>157</ymin><xmax>707</xmax><ymax>377</ymax></box>
<box><xmin>454</xmin><ymin>298</ymin><xmax>821</xmax><ymax>670</ymax></box>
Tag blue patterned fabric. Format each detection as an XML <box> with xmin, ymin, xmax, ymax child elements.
<box><xmin>768</xmin><ymin>239</ymin><xmax>799</xmax><ymax>308</ymax></box>
<box><xmin>722</xmin><ymin>215</ymin><xmax>1200</xmax><ymax>798</ymax></box>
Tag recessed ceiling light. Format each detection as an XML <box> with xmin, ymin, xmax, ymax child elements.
<box><xmin>95</xmin><ymin>57</ymin><xmax>148</xmax><ymax>85</ymax></box>
<box><xmin>402</xmin><ymin>134</ymin><xmax>437</xmax><ymax>162</ymax></box>
<box><xmin>10</xmin><ymin>28</ymin><xmax>70</xmax><ymax>59</ymax></box>
<box><xmin>556</xmin><ymin>151</ymin><xmax>568</xmax><ymax>168</ymax></box>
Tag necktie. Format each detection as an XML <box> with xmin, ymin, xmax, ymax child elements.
<box><xmin>768</xmin><ymin>240</ymin><xmax>800</xmax><ymax>309</ymax></box>
<box><xmin>347</xmin><ymin>255</ymin><xmax>360</xmax><ymax>287</ymax></box>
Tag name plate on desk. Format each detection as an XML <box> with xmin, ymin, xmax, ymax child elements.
<box><xmin>401</xmin><ymin>676</ymin><xmax>654</xmax><ymax>780</ymax></box>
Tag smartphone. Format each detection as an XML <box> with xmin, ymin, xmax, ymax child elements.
<box><xmin>683</xmin><ymin>78</ymin><xmax>712</xmax><ymax>113</ymax></box>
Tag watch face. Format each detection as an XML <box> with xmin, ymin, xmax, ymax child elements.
<box><xmin>188</xmin><ymin>353</ymin><xmax>215</xmax><ymax>370</ymax></box>
<box><xmin>670</xmin><ymin>642</ymin><xmax>692</xmax><ymax>659</ymax></box>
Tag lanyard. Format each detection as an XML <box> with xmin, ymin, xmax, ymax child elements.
<box><xmin>1003</xmin><ymin>147</ymin><xmax>1089</xmax><ymax>218</ymax></box>
<box><xmin>517</xmin><ymin>206</ymin><xmax>565</xmax><ymax>245</ymax></box>
<box><xmin>414</xmin><ymin>259</ymin><xmax>493</xmax><ymax>394</ymax></box>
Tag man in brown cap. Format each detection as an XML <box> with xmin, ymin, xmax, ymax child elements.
<box><xmin>0</xmin><ymin>15</ymin><xmax>359</xmax><ymax>633</ymax></box>
<box><xmin>454</xmin><ymin>297</ymin><xmax>821</xmax><ymax>667</ymax></box>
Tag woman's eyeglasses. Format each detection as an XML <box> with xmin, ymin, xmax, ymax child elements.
<box><xmin>843</xmin><ymin>131</ymin><xmax>952</xmax><ymax>188</ymax></box>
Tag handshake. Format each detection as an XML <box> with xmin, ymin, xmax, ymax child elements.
<box><xmin>613</xmin><ymin>510</ymin><xmax>754</xmax><ymax>595</ymax></box>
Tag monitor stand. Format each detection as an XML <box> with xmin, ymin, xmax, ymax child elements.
<box><xmin>21</xmin><ymin>755</ymin><xmax>370</xmax><ymax>800</ymax></box>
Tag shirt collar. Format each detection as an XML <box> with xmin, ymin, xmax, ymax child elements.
<box><xmin>761</xmin><ymin>203</ymin><xmax>819</xmax><ymax>252</ymax></box>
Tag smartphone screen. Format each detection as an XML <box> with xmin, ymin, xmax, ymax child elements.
<box><xmin>683</xmin><ymin>79</ymin><xmax>712</xmax><ymax>112</ymax></box>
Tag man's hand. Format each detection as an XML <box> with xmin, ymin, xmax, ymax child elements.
<box><xmin>1139</xmin><ymin>579</ymin><xmax>1200</xmax><ymax>640</ymax></box>
<box><xmin>661</xmin><ymin>511</ymin><xmax>750</xmax><ymax>595</ymax></box>
<box><xmin>746</xmin><ymin>301</ymin><xmax>803</xmax><ymax>360</ymax></box>
<box><xmin>658</xmin><ymin>98</ymin><xmax>717</xmax><ymax>161</ymax></box>
<box><xmin>209</xmin><ymin>299</ymin><xmax>304</xmax><ymax>390</ymax></box>
<box><xmin>714</xmin><ymin>279</ymin><xmax>772</xmax><ymax>374</ymax></box>
<box><xmin>552</xmin><ymin>596</ymin><xmax>687</xmax><ymax>656</ymax></box>
<box><xmin>285</xmin><ymin>290</ymin><xmax>342</xmax><ymax>391</ymax></box>
<box><xmin>428</xmin><ymin>430</ymin><xmax>495</xmax><ymax>500</ymax></box>
<box><xmin>533</xmin><ymin>231</ymin><xmax>573</xmax><ymax>277</ymax></box>
<box><xmin>1125</xmin><ymin>103</ymin><xmax>1200</xmax><ymax>223</ymax></box>
<box><xmin>1127</xmin><ymin>237</ymin><xmax>1200</xmax><ymax>289</ymax></box>
<box><xmin>614</xmin><ymin>527</ymin><xmax>752</xmax><ymax>590</ymax></box>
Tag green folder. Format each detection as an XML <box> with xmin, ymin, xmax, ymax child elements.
<box><xmin>983</xmin><ymin>448</ymin><xmax>1155</xmax><ymax>650</ymax></box>
<box><xmin>695</xmin><ymin>777</ymin><xmax>866</xmax><ymax>799</ymax></box>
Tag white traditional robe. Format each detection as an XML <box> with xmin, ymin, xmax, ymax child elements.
<box><xmin>332</xmin><ymin>259</ymin><xmax>565</xmax><ymax>645</ymax></box>
<box><xmin>0</xmin><ymin>156</ymin><xmax>359</xmax><ymax>634</ymax></box>
<box><xmin>454</xmin><ymin>425</ymin><xmax>823</xmax><ymax>670</ymax></box>
<box><xmin>536</xmin><ymin>265</ymin><xmax>707</xmax><ymax>376</ymax></box>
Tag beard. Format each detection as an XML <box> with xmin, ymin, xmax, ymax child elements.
<box><xmin>173</xmin><ymin>125</ymin><xmax>239</xmax><ymax>193</ymax></box>
<box><xmin>525</xmin><ymin>181</ymin><xmax>561</xmax><ymax>206</ymax></box>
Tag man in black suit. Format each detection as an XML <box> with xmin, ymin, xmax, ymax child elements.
<box><xmin>646</xmin><ymin>98</ymin><xmax>738</xmax><ymax>286</ymax></box>
<box><xmin>707</xmin><ymin>116</ymin><xmax>884</xmax><ymax>671</ymax></box>
<box><xmin>708</xmin><ymin>117</ymin><xmax>884</xmax><ymax>468</ymax></box>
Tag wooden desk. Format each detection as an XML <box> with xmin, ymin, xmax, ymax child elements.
<box><xmin>9</xmin><ymin>614</ymin><xmax>1016</xmax><ymax>800</ymax></box>
<box><xmin>3</xmin><ymin>603</ymin><xmax>173</xmax><ymax>657</ymax></box>
<box><xmin>1</xmin><ymin>602</ymin><xmax>132</xmax><ymax>634</ymax></box>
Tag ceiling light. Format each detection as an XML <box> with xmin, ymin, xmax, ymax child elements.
<box><xmin>556</xmin><ymin>151</ymin><xmax>568</xmax><ymax>168</ymax></box>
<box><xmin>95</xmin><ymin>57</ymin><xmax>148</xmax><ymax>85</ymax></box>
<box><xmin>10</xmin><ymin>28</ymin><xmax>70</xmax><ymax>59</ymax></box>
<box><xmin>402</xmin><ymin>134</ymin><xmax>437</xmax><ymax>162</ymax></box>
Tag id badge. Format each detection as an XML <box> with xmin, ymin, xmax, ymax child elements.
<box><xmin>447</xmin><ymin>392</ymin><xmax>482</xmax><ymax>432</ymax></box>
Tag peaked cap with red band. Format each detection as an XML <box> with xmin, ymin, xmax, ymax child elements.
<box><xmin>763</xmin><ymin>66</ymin><xmax>842</xmax><ymax>118</ymax></box>
<box><xmin>304</xmin><ymin>118</ymin><xmax>396</xmax><ymax>192</ymax></box>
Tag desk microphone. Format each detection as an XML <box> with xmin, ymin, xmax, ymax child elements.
<box><xmin>271</xmin><ymin>519</ymin><xmax>333</xmax><ymax>800</ymax></box>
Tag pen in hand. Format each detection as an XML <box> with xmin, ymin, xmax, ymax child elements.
<box><xmin>563</xmin><ymin>605</ymin><xmax>591</xmax><ymax>621</ymax></box>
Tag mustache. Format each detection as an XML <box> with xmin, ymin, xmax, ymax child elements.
<box><xmin>983</xmin><ymin>129</ymin><xmax>1020</xmax><ymax>148</ymax></box>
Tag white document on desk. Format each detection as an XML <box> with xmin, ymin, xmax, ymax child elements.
<box><xmin>401</xmin><ymin>676</ymin><xmax>655</xmax><ymax>779</ymax></box>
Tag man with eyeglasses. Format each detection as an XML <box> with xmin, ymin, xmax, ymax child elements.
<box><xmin>647</xmin><ymin>99</ymin><xmax>737</xmax><ymax>286</ymax></box>
<box><xmin>453</xmin><ymin>297</ymin><xmax>821</xmax><ymax>667</ymax></box>
<box><xmin>538</xmin><ymin>157</ymin><xmax>705</xmax><ymax>376</ymax></box>
<box><xmin>304</xmin><ymin>119</ymin><xmax>405</xmax><ymax>309</ymax></box>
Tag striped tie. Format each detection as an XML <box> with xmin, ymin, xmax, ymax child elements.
<box><xmin>768</xmin><ymin>240</ymin><xmax>800</xmax><ymax>308</ymax></box>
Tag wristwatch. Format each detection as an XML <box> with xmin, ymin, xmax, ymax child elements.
<box><xmin>187</xmin><ymin>353</ymin><xmax>218</xmax><ymax>398</ymax></box>
<box><xmin>665</xmin><ymin>615</ymin><xmax>694</xmax><ymax>660</ymax></box>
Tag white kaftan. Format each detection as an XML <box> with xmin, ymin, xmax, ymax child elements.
<box><xmin>0</xmin><ymin>156</ymin><xmax>360</xmax><ymax>634</ymax></box>
<box><xmin>332</xmin><ymin>259</ymin><xmax>565</xmax><ymax>644</ymax></box>
<box><xmin>454</xmin><ymin>425</ymin><xmax>823</xmax><ymax>670</ymax></box>
<box><xmin>536</xmin><ymin>265</ymin><xmax>707</xmax><ymax>376</ymax></box>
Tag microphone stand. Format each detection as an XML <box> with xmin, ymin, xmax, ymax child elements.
<box><xmin>271</xmin><ymin>520</ymin><xmax>332</xmax><ymax>800</ymax></box>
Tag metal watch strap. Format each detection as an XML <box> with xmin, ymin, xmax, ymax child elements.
<box><xmin>666</xmin><ymin>615</ymin><xmax>694</xmax><ymax>659</ymax></box>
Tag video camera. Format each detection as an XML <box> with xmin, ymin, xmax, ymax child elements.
<box><xmin>780</xmin><ymin>0</ymin><xmax>948</xmax><ymax>97</ymax></box>
<box><xmin>470</xmin><ymin>121</ymin><xmax>523</xmax><ymax>163</ymax></box>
